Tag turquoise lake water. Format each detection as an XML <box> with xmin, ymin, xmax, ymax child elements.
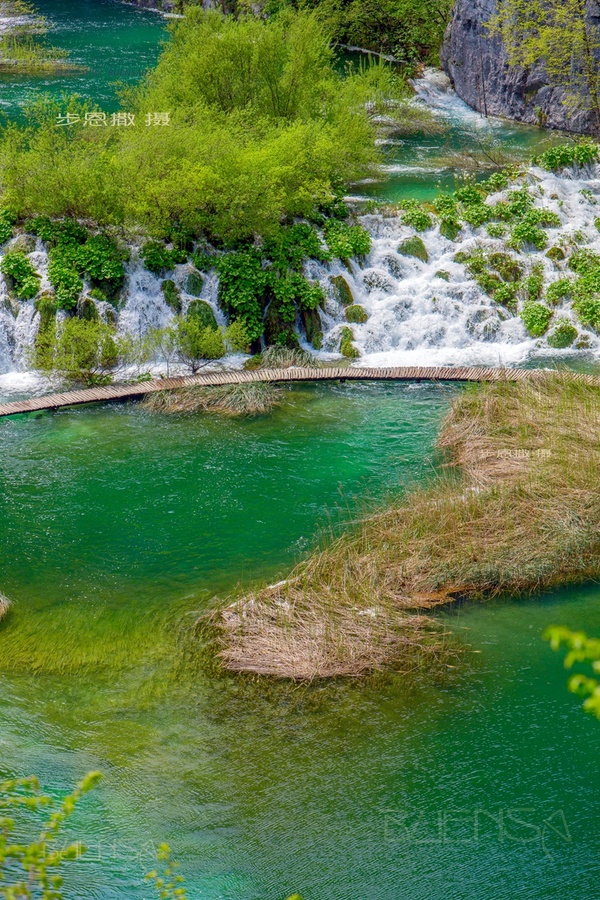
<box><xmin>0</xmin><ymin>5</ymin><xmax>599</xmax><ymax>898</ymax></box>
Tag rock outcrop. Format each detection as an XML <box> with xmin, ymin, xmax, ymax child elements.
<box><xmin>441</xmin><ymin>0</ymin><xmax>598</xmax><ymax>134</ymax></box>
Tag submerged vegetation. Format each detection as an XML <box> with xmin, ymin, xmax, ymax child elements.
<box><xmin>207</xmin><ymin>373</ymin><xmax>600</xmax><ymax>679</ymax></box>
<box><xmin>144</xmin><ymin>382</ymin><xmax>283</xmax><ymax>417</ymax></box>
<box><xmin>0</xmin><ymin>1</ymin><xmax>82</xmax><ymax>75</ymax></box>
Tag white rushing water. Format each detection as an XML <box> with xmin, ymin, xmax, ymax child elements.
<box><xmin>1</xmin><ymin>70</ymin><xmax>600</xmax><ymax>388</ymax></box>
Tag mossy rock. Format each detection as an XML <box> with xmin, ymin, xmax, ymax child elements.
<box><xmin>547</xmin><ymin>320</ymin><xmax>578</xmax><ymax>349</ymax></box>
<box><xmin>435</xmin><ymin>270</ymin><xmax>450</xmax><ymax>282</ymax></box>
<box><xmin>489</xmin><ymin>252</ymin><xmax>523</xmax><ymax>283</ymax></box>
<box><xmin>340</xmin><ymin>325</ymin><xmax>359</xmax><ymax>358</ymax></box>
<box><xmin>546</xmin><ymin>246</ymin><xmax>566</xmax><ymax>262</ymax></box>
<box><xmin>184</xmin><ymin>269</ymin><xmax>204</xmax><ymax>296</ymax></box>
<box><xmin>301</xmin><ymin>306</ymin><xmax>323</xmax><ymax>349</ymax></box>
<box><xmin>34</xmin><ymin>294</ymin><xmax>59</xmax><ymax>331</ymax></box>
<box><xmin>440</xmin><ymin>219</ymin><xmax>461</xmax><ymax>241</ymax></box>
<box><xmin>161</xmin><ymin>279</ymin><xmax>181</xmax><ymax>312</ymax></box>
<box><xmin>187</xmin><ymin>299</ymin><xmax>217</xmax><ymax>330</ymax></box>
<box><xmin>7</xmin><ymin>234</ymin><xmax>36</xmax><ymax>254</ymax></box>
<box><xmin>398</xmin><ymin>236</ymin><xmax>428</xmax><ymax>263</ymax></box>
<box><xmin>329</xmin><ymin>274</ymin><xmax>354</xmax><ymax>306</ymax></box>
<box><xmin>78</xmin><ymin>296</ymin><xmax>99</xmax><ymax>322</ymax></box>
<box><xmin>345</xmin><ymin>304</ymin><xmax>368</xmax><ymax>324</ymax></box>
<box><xmin>264</xmin><ymin>303</ymin><xmax>298</xmax><ymax>349</ymax></box>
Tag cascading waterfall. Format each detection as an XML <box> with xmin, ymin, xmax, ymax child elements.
<box><xmin>2</xmin><ymin>69</ymin><xmax>600</xmax><ymax>388</ymax></box>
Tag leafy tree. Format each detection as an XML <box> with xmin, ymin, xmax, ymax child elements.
<box><xmin>33</xmin><ymin>318</ymin><xmax>122</xmax><ymax>385</ymax></box>
<box><xmin>489</xmin><ymin>0</ymin><xmax>600</xmax><ymax>130</ymax></box>
<box><xmin>0</xmin><ymin>771</ymin><xmax>101</xmax><ymax>899</ymax></box>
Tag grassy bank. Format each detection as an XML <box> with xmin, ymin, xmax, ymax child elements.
<box><xmin>207</xmin><ymin>372</ymin><xmax>600</xmax><ymax>679</ymax></box>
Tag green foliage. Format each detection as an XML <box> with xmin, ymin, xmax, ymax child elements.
<box><xmin>489</xmin><ymin>0</ymin><xmax>600</xmax><ymax>123</ymax></box>
<box><xmin>0</xmin><ymin>250</ymin><xmax>40</xmax><ymax>299</ymax></box>
<box><xmin>0</xmin><ymin>771</ymin><xmax>102</xmax><ymax>899</ymax></box>
<box><xmin>0</xmin><ymin>12</ymin><xmax>380</xmax><ymax>244</ymax></box>
<box><xmin>145</xmin><ymin>843</ymin><xmax>188</xmax><ymax>900</ymax></box>
<box><xmin>216</xmin><ymin>250</ymin><xmax>267</xmax><ymax>342</ymax></box>
<box><xmin>546</xmin><ymin>246</ymin><xmax>566</xmax><ymax>262</ymax></box>
<box><xmin>175</xmin><ymin>316</ymin><xmax>225</xmax><ymax>370</ymax></box>
<box><xmin>488</xmin><ymin>252</ymin><xmax>523</xmax><ymax>282</ymax></box>
<box><xmin>573</xmin><ymin>294</ymin><xmax>600</xmax><ymax>330</ymax></box>
<box><xmin>509</xmin><ymin>219</ymin><xmax>548</xmax><ymax>251</ymax></box>
<box><xmin>266</xmin><ymin>0</ymin><xmax>453</xmax><ymax>67</ymax></box>
<box><xmin>0</xmin><ymin>208</ymin><xmax>16</xmax><ymax>245</ymax></box>
<box><xmin>535</xmin><ymin>141</ymin><xmax>600</xmax><ymax>172</ymax></box>
<box><xmin>545</xmin><ymin>627</ymin><xmax>600</xmax><ymax>717</ymax></box>
<box><xmin>78</xmin><ymin>234</ymin><xmax>126</xmax><ymax>290</ymax></box>
<box><xmin>486</xmin><ymin>222</ymin><xmax>506</xmax><ymax>239</ymax></box>
<box><xmin>440</xmin><ymin>217</ymin><xmax>461</xmax><ymax>241</ymax></box>
<box><xmin>324</xmin><ymin>221</ymin><xmax>371</xmax><ymax>259</ymax></box>
<box><xmin>545</xmin><ymin>279</ymin><xmax>573</xmax><ymax>305</ymax></box>
<box><xmin>524</xmin><ymin>266</ymin><xmax>544</xmax><ymax>302</ymax></box>
<box><xmin>187</xmin><ymin>299</ymin><xmax>217</xmax><ymax>330</ymax></box>
<box><xmin>399</xmin><ymin>200</ymin><xmax>434</xmax><ymax>232</ymax></box>
<box><xmin>264</xmin><ymin>223</ymin><xmax>329</xmax><ymax>274</ymax></box>
<box><xmin>141</xmin><ymin>242</ymin><xmax>184</xmax><ymax>275</ymax></box>
<box><xmin>494</xmin><ymin>282</ymin><xmax>518</xmax><ymax>310</ymax></box>
<box><xmin>520</xmin><ymin>302</ymin><xmax>552</xmax><ymax>337</ymax></box>
<box><xmin>547</xmin><ymin>319</ymin><xmax>578</xmax><ymax>348</ymax></box>
<box><xmin>34</xmin><ymin>318</ymin><xmax>121</xmax><ymax>384</ymax></box>
<box><xmin>568</xmin><ymin>249</ymin><xmax>600</xmax><ymax>275</ymax></box>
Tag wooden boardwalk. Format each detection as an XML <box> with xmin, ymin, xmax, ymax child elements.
<box><xmin>0</xmin><ymin>365</ymin><xmax>594</xmax><ymax>418</ymax></box>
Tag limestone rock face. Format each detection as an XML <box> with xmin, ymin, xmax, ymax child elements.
<box><xmin>441</xmin><ymin>0</ymin><xmax>599</xmax><ymax>134</ymax></box>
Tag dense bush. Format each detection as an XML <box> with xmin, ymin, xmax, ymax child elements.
<box><xmin>0</xmin><ymin>249</ymin><xmax>40</xmax><ymax>299</ymax></box>
<box><xmin>535</xmin><ymin>141</ymin><xmax>599</xmax><ymax>172</ymax></box>
<box><xmin>0</xmin><ymin>207</ymin><xmax>16</xmax><ymax>244</ymax></box>
<box><xmin>0</xmin><ymin>11</ymin><xmax>381</xmax><ymax>244</ymax></box>
<box><xmin>547</xmin><ymin>319</ymin><xmax>578</xmax><ymax>348</ymax></box>
<box><xmin>520</xmin><ymin>302</ymin><xmax>552</xmax><ymax>337</ymax></box>
<box><xmin>142</xmin><ymin>241</ymin><xmax>186</xmax><ymax>275</ymax></box>
<box><xmin>324</xmin><ymin>220</ymin><xmax>372</xmax><ymax>258</ymax></box>
<box><xmin>35</xmin><ymin>318</ymin><xmax>122</xmax><ymax>384</ymax></box>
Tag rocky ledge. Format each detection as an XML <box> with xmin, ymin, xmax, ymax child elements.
<box><xmin>441</xmin><ymin>0</ymin><xmax>597</xmax><ymax>134</ymax></box>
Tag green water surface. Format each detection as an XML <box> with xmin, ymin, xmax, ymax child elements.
<box><xmin>1</xmin><ymin>384</ymin><xmax>599</xmax><ymax>899</ymax></box>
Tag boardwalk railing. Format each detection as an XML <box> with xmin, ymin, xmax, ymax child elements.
<box><xmin>0</xmin><ymin>366</ymin><xmax>595</xmax><ymax>418</ymax></box>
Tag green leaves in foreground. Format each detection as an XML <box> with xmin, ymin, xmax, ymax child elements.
<box><xmin>0</xmin><ymin>771</ymin><xmax>102</xmax><ymax>899</ymax></box>
<box><xmin>545</xmin><ymin>627</ymin><xmax>600</xmax><ymax>717</ymax></box>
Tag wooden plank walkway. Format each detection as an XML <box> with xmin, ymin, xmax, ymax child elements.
<box><xmin>0</xmin><ymin>365</ymin><xmax>596</xmax><ymax>418</ymax></box>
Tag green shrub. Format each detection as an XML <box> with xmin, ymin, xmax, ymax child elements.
<box><xmin>454</xmin><ymin>183</ymin><xmax>484</xmax><ymax>206</ymax></box>
<box><xmin>79</xmin><ymin>234</ymin><xmax>126</xmax><ymax>289</ymax></box>
<box><xmin>265</xmin><ymin>222</ymin><xmax>329</xmax><ymax>273</ymax></box>
<box><xmin>216</xmin><ymin>249</ymin><xmax>267</xmax><ymax>342</ymax></box>
<box><xmin>509</xmin><ymin>220</ymin><xmax>548</xmax><ymax>251</ymax></box>
<box><xmin>400</xmin><ymin>203</ymin><xmax>434</xmax><ymax>232</ymax></box>
<box><xmin>141</xmin><ymin>241</ymin><xmax>184</xmax><ymax>274</ymax></box>
<box><xmin>494</xmin><ymin>282</ymin><xmax>518</xmax><ymax>309</ymax></box>
<box><xmin>568</xmin><ymin>249</ymin><xmax>600</xmax><ymax>275</ymax></box>
<box><xmin>461</xmin><ymin>203</ymin><xmax>491</xmax><ymax>227</ymax></box>
<box><xmin>324</xmin><ymin>221</ymin><xmax>372</xmax><ymax>258</ymax></box>
<box><xmin>547</xmin><ymin>319</ymin><xmax>578</xmax><ymax>348</ymax></box>
<box><xmin>475</xmin><ymin>271</ymin><xmax>502</xmax><ymax>296</ymax></box>
<box><xmin>573</xmin><ymin>295</ymin><xmax>600</xmax><ymax>330</ymax></box>
<box><xmin>480</xmin><ymin>171</ymin><xmax>511</xmax><ymax>193</ymax></box>
<box><xmin>175</xmin><ymin>316</ymin><xmax>225</xmax><ymax>370</ymax></box>
<box><xmin>47</xmin><ymin>254</ymin><xmax>83</xmax><ymax>310</ymax></box>
<box><xmin>184</xmin><ymin>270</ymin><xmax>205</xmax><ymax>295</ymax></box>
<box><xmin>0</xmin><ymin>207</ymin><xmax>16</xmax><ymax>244</ymax></box>
<box><xmin>486</xmin><ymin>223</ymin><xmax>506</xmax><ymax>238</ymax></box>
<box><xmin>0</xmin><ymin>250</ymin><xmax>40</xmax><ymax>299</ymax></box>
<box><xmin>520</xmin><ymin>302</ymin><xmax>552</xmax><ymax>337</ymax></box>
<box><xmin>536</xmin><ymin>140</ymin><xmax>599</xmax><ymax>171</ymax></box>
<box><xmin>524</xmin><ymin>267</ymin><xmax>544</xmax><ymax>302</ymax></box>
<box><xmin>546</xmin><ymin>246</ymin><xmax>566</xmax><ymax>262</ymax></box>
<box><xmin>545</xmin><ymin>279</ymin><xmax>573</xmax><ymax>305</ymax></box>
<box><xmin>35</xmin><ymin>317</ymin><xmax>121</xmax><ymax>384</ymax></box>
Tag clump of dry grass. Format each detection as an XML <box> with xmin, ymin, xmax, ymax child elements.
<box><xmin>0</xmin><ymin>593</ymin><xmax>12</xmax><ymax>621</ymax></box>
<box><xmin>244</xmin><ymin>347</ymin><xmax>322</xmax><ymax>371</ymax></box>
<box><xmin>207</xmin><ymin>373</ymin><xmax>600</xmax><ymax>680</ymax></box>
<box><xmin>144</xmin><ymin>382</ymin><xmax>282</xmax><ymax>417</ymax></box>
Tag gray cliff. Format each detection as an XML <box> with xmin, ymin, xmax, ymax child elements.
<box><xmin>441</xmin><ymin>0</ymin><xmax>598</xmax><ymax>133</ymax></box>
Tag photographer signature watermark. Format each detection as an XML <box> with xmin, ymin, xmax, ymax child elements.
<box><xmin>56</xmin><ymin>112</ymin><xmax>171</xmax><ymax>127</ymax></box>
<box><xmin>383</xmin><ymin>807</ymin><xmax>572</xmax><ymax>859</ymax></box>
